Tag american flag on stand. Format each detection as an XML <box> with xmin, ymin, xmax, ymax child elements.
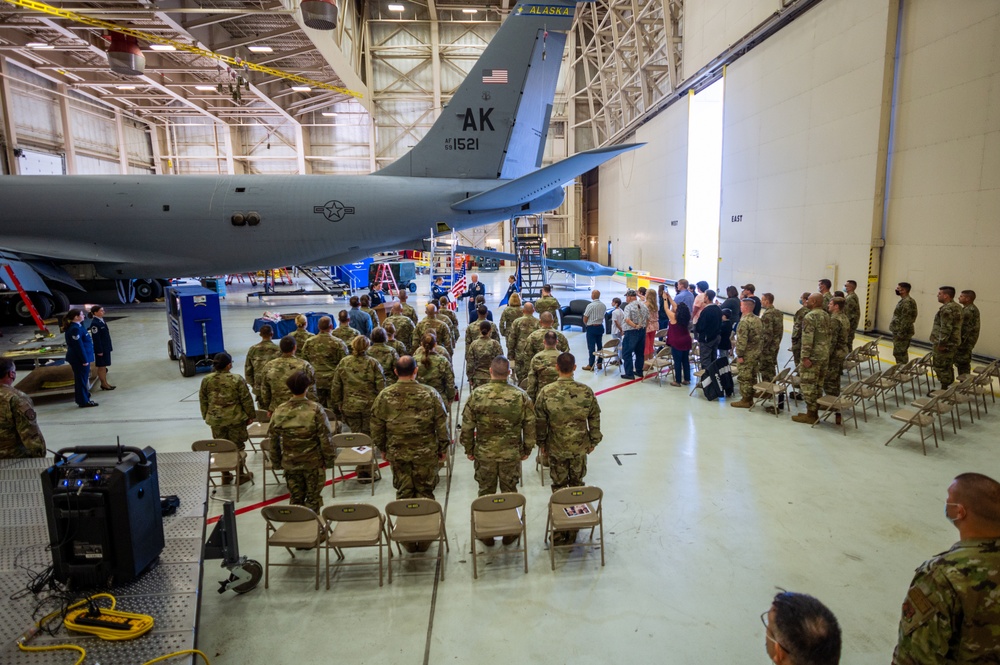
<box><xmin>447</xmin><ymin>264</ymin><xmax>467</xmax><ymax>311</ymax></box>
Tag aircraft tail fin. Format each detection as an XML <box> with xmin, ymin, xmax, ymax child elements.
<box><xmin>374</xmin><ymin>1</ymin><xmax>585</xmax><ymax>179</ymax></box>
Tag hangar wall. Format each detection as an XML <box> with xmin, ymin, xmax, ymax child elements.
<box><xmin>683</xmin><ymin>0</ymin><xmax>781</xmax><ymax>79</ymax></box>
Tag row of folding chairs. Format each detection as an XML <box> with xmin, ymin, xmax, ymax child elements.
<box><xmin>259</xmin><ymin>487</ymin><xmax>606</xmax><ymax>589</ymax></box>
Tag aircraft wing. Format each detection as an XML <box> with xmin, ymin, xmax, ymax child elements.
<box><xmin>450</xmin><ymin>144</ymin><xmax>644</xmax><ymax>212</ymax></box>
<box><xmin>450</xmin><ymin>244</ymin><xmax>618</xmax><ymax>277</ymax></box>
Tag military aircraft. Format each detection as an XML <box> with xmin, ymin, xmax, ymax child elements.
<box><xmin>0</xmin><ymin>0</ymin><xmax>637</xmax><ymax>319</ymax></box>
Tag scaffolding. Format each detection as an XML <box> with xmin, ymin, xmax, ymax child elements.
<box><xmin>512</xmin><ymin>215</ymin><xmax>546</xmax><ymax>302</ymax></box>
<box><xmin>429</xmin><ymin>228</ymin><xmax>459</xmax><ymax>289</ymax></box>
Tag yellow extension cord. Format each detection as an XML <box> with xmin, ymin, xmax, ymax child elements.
<box><xmin>16</xmin><ymin>592</ymin><xmax>211</xmax><ymax>664</ymax></box>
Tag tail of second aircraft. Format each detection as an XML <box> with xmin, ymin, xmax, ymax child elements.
<box><xmin>374</xmin><ymin>0</ymin><xmax>584</xmax><ymax>180</ymax></box>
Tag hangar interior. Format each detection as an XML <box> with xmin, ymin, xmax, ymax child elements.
<box><xmin>0</xmin><ymin>0</ymin><xmax>997</xmax><ymax>664</ymax></box>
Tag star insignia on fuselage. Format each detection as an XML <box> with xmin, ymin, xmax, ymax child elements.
<box><xmin>313</xmin><ymin>200</ymin><xmax>356</xmax><ymax>222</ymax></box>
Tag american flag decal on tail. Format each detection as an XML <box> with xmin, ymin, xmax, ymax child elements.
<box><xmin>482</xmin><ymin>69</ymin><xmax>508</xmax><ymax>84</ymax></box>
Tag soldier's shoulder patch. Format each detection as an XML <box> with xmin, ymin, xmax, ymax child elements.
<box><xmin>71</xmin><ymin>334</ymin><xmax>80</xmax><ymax>341</ymax></box>
<box><xmin>900</xmin><ymin>585</ymin><xmax>936</xmax><ymax>636</ymax></box>
<box><xmin>23</xmin><ymin>407</ymin><xmax>37</xmax><ymax>422</ymax></box>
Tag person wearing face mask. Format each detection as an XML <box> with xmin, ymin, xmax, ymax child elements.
<box><xmin>762</xmin><ymin>591</ymin><xmax>841</xmax><ymax>665</ymax></box>
<box><xmin>889</xmin><ymin>282</ymin><xmax>918</xmax><ymax>364</ymax></box>
<box><xmin>892</xmin><ymin>473</ymin><xmax>1000</xmax><ymax>664</ymax></box>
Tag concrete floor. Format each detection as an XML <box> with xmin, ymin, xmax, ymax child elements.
<box><xmin>5</xmin><ymin>271</ymin><xmax>996</xmax><ymax>664</ymax></box>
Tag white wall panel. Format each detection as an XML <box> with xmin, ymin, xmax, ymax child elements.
<box><xmin>598</xmin><ymin>99</ymin><xmax>688</xmax><ymax>279</ymax></box>
<box><xmin>683</xmin><ymin>0</ymin><xmax>780</xmax><ymax>79</ymax></box>
<box><xmin>879</xmin><ymin>0</ymin><xmax>1000</xmax><ymax>356</ymax></box>
<box><xmin>718</xmin><ymin>0</ymin><xmax>891</xmax><ymax>316</ymax></box>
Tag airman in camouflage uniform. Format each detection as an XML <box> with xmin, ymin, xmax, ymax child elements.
<box><xmin>300</xmin><ymin>317</ymin><xmax>348</xmax><ymax>408</ymax></box>
<box><xmin>890</xmin><ymin>282</ymin><xmax>918</xmax><ymax>364</ymax></box>
<box><xmin>199</xmin><ymin>353</ymin><xmax>256</xmax><ymax>450</ymax></box>
<box><xmin>414</xmin><ymin>333</ymin><xmax>455</xmax><ymax>404</ymax></box>
<box><xmin>824</xmin><ymin>297</ymin><xmax>851</xmax><ymax>397</ymax></box>
<box><xmin>371</xmin><ymin>356</ymin><xmax>450</xmax><ymax>501</ymax></box>
<box><xmin>759</xmin><ymin>293</ymin><xmax>784</xmax><ymax>385</ymax></box>
<box><xmin>397</xmin><ymin>292</ymin><xmax>419</xmax><ymax>325</ymax></box>
<box><xmin>332</xmin><ymin>310</ymin><xmax>361</xmax><ymax>345</ymax></box>
<box><xmin>507</xmin><ymin>303</ymin><xmax>539</xmax><ymax>381</ymax></box>
<box><xmin>930</xmin><ymin>286</ymin><xmax>963</xmax><ymax>389</ymax></box>
<box><xmin>289</xmin><ymin>314</ymin><xmax>313</xmax><ymax>351</ymax></box>
<box><xmin>244</xmin><ymin>325</ymin><xmax>280</xmax><ymax>406</ymax></box>
<box><xmin>461</xmin><ymin>357</ymin><xmax>535</xmax><ymax>502</ymax></box>
<box><xmin>260</xmin><ymin>337</ymin><xmax>317</xmax><ymax>411</ymax></box>
<box><xmin>466</xmin><ymin>322</ymin><xmax>503</xmax><ymax>391</ymax></box>
<box><xmin>384</xmin><ymin>303</ymin><xmax>415</xmax><ymax>351</ymax></box>
<box><xmin>731</xmin><ymin>299</ymin><xmax>762</xmax><ymax>408</ymax></box>
<box><xmin>524</xmin><ymin>332</ymin><xmax>560</xmax><ymax>401</ymax></box>
<box><xmin>0</xmin><ymin>357</ymin><xmax>45</xmax><ymax>458</ymax></box>
<box><xmin>792</xmin><ymin>293</ymin><xmax>830</xmax><ymax>424</ymax></box>
<box><xmin>844</xmin><ymin>280</ymin><xmax>861</xmax><ymax>350</ymax></box>
<box><xmin>955</xmin><ymin>290</ymin><xmax>981</xmax><ymax>377</ymax></box>
<box><xmin>818</xmin><ymin>279</ymin><xmax>833</xmax><ymax>309</ymax></box>
<box><xmin>269</xmin><ymin>371</ymin><xmax>335</xmax><ymax>513</ymax></box>
<box><xmin>413</xmin><ymin>304</ymin><xmax>454</xmax><ymax>355</ymax></box>
<box><xmin>368</xmin><ymin>327</ymin><xmax>400</xmax><ymax>387</ymax></box>
<box><xmin>790</xmin><ymin>292</ymin><xmax>811</xmax><ymax>366</ymax></box>
<box><xmin>464</xmin><ymin>305</ymin><xmax>501</xmax><ymax>350</ymax></box>
<box><xmin>535</xmin><ymin>353</ymin><xmax>602</xmax><ymax>544</ymax></box>
<box><xmin>522</xmin><ymin>312</ymin><xmax>570</xmax><ymax>363</ymax></box>
<box><xmin>382</xmin><ymin>321</ymin><xmax>409</xmax><ymax>359</ymax></box>
<box><xmin>893</xmin><ymin>472</ymin><xmax>1000</xmax><ymax>665</ymax></box>
<box><xmin>498</xmin><ymin>294</ymin><xmax>522</xmax><ymax>353</ymax></box>
<box><xmin>437</xmin><ymin>296</ymin><xmax>460</xmax><ymax>345</ymax></box>
<box><xmin>534</xmin><ymin>284</ymin><xmax>561</xmax><ymax>325</ymax></box>
<box><xmin>330</xmin><ymin>335</ymin><xmax>385</xmax><ymax>434</ymax></box>
<box><xmin>359</xmin><ymin>294</ymin><xmax>379</xmax><ymax>330</ymax></box>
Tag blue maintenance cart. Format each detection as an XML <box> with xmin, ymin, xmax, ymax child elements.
<box><xmin>165</xmin><ymin>285</ymin><xmax>226</xmax><ymax>377</ymax></box>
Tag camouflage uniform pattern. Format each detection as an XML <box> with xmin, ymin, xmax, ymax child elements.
<box><xmin>822</xmin><ymin>292</ymin><xmax>833</xmax><ymax>309</ymax></box>
<box><xmin>799</xmin><ymin>309</ymin><xmax>831</xmax><ymax>412</ymax></box>
<box><xmin>893</xmin><ymin>538</ymin><xmax>1000</xmax><ymax>665</ymax></box>
<box><xmin>931</xmin><ymin>300</ymin><xmax>963</xmax><ymax>387</ymax></box>
<box><xmin>956</xmin><ymin>303</ymin><xmax>981</xmax><ymax>377</ymax></box>
<box><xmin>535</xmin><ymin>377</ymin><xmax>602</xmax><ymax>491</ymax></box>
<box><xmin>370</xmin><ymin>380</ymin><xmax>450</xmax><ymax>499</ymax></box>
<box><xmin>461</xmin><ymin>379</ymin><xmax>535</xmax><ymax>494</ymax></box>
<box><xmin>534</xmin><ymin>295</ymin><xmax>561</xmax><ymax>320</ymax></box>
<box><xmin>890</xmin><ymin>296</ymin><xmax>918</xmax><ymax>364</ymax></box>
<box><xmin>466</xmin><ymin>337</ymin><xmax>503</xmax><ymax>391</ymax></box>
<box><xmin>734</xmin><ymin>314</ymin><xmax>762</xmax><ymax>399</ymax></box>
<box><xmin>0</xmin><ymin>384</ymin><xmax>45</xmax><ymax>458</ymax></box>
<box><xmin>332</xmin><ymin>323</ymin><xmax>360</xmax><ymax>345</ymax></box>
<box><xmin>384</xmin><ymin>314</ymin><xmax>415</xmax><ymax>351</ymax></box>
<box><xmin>260</xmin><ymin>356</ymin><xmax>317</xmax><ymax>411</ymax></box>
<box><xmin>523</xmin><ymin>327</ymin><xmax>570</xmax><ymax>364</ymax></box>
<box><xmin>498</xmin><ymin>306</ymin><xmax>522</xmax><ymax>351</ymax></box>
<box><xmin>414</xmin><ymin>351</ymin><xmax>455</xmax><ymax>404</ymax></box>
<box><xmin>507</xmin><ymin>315</ymin><xmax>539</xmax><ymax>364</ymax></box>
<box><xmin>845</xmin><ymin>292</ymin><xmax>861</xmax><ymax>349</ymax></box>
<box><xmin>464</xmin><ymin>319</ymin><xmax>501</xmax><ymax>349</ymax></box>
<box><xmin>301</xmin><ymin>333</ymin><xmax>349</xmax><ymax>407</ymax></box>
<box><xmin>824</xmin><ymin>311</ymin><xmax>851</xmax><ymax>396</ymax></box>
<box><xmin>759</xmin><ymin>306</ymin><xmax>784</xmax><ymax>383</ymax></box>
<box><xmin>289</xmin><ymin>328</ymin><xmax>313</xmax><ymax>351</ymax></box>
<box><xmin>438</xmin><ymin>308</ymin><xmax>460</xmax><ymax>345</ymax></box>
<box><xmin>269</xmin><ymin>396</ymin><xmax>335</xmax><ymax>512</ymax></box>
<box><xmin>330</xmin><ymin>354</ymin><xmax>385</xmax><ymax>434</ymax></box>
<box><xmin>413</xmin><ymin>316</ymin><xmax>453</xmax><ymax>354</ymax></box>
<box><xmin>244</xmin><ymin>339</ymin><xmax>280</xmax><ymax>400</ymax></box>
<box><xmin>791</xmin><ymin>305</ymin><xmax>809</xmax><ymax>366</ymax></box>
<box><xmin>360</xmin><ymin>307</ymin><xmax>378</xmax><ymax>329</ymax></box>
<box><xmin>525</xmin><ymin>348</ymin><xmax>561</xmax><ymax>402</ymax></box>
<box><xmin>199</xmin><ymin>370</ymin><xmax>255</xmax><ymax>449</ymax></box>
<box><xmin>368</xmin><ymin>342</ymin><xmax>400</xmax><ymax>386</ymax></box>
<box><xmin>400</xmin><ymin>302</ymin><xmax>419</xmax><ymax>325</ymax></box>
<box><xmin>387</xmin><ymin>338</ymin><xmax>408</xmax><ymax>359</ymax></box>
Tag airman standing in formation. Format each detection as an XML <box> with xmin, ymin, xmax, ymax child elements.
<box><xmin>330</xmin><ymin>335</ymin><xmax>385</xmax><ymax>434</ymax></box>
<box><xmin>731</xmin><ymin>299</ymin><xmax>762</xmax><ymax>409</ymax></box>
<box><xmin>825</xmin><ymin>297</ymin><xmax>851</xmax><ymax>398</ymax></box>
<box><xmin>525</xmin><ymin>330</ymin><xmax>561</xmax><ymax>401</ymax></box>
<box><xmin>791</xmin><ymin>291</ymin><xmax>811</xmax><ymax>368</ymax></box>
<box><xmin>758</xmin><ymin>293</ymin><xmax>784</xmax><ymax>386</ymax></box>
<box><xmin>535</xmin><ymin>353</ymin><xmax>602</xmax><ymax>545</ymax></box>
<box><xmin>955</xmin><ymin>290</ymin><xmax>980</xmax><ymax>378</ymax></box>
<box><xmin>498</xmin><ymin>293</ymin><xmax>523</xmax><ymax>354</ymax></box>
<box><xmin>269</xmin><ymin>371</ymin><xmax>335</xmax><ymax>513</ymax></box>
<box><xmin>843</xmin><ymin>280</ymin><xmax>861</xmax><ymax>350</ymax></box>
<box><xmin>397</xmin><ymin>291</ymin><xmax>419</xmax><ymax>325</ymax></box>
<box><xmin>382</xmin><ymin>321</ymin><xmax>409</xmax><ymax>359</ymax></box>
<box><xmin>464</xmin><ymin>304</ymin><xmax>501</xmax><ymax>350</ymax></box>
<box><xmin>359</xmin><ymin>294</ymin><xmax>379</xmax><ymax>329</ymax></box>
<box><xmin>414</xmin><ymin>333</ymin><xmax>456</xmax><ymax>404</ymax></box>
<box><xmin>260</xmin><ymin>337</ymin><xmax>317</xmax><ymax>413</ymax></box>
<box><xmin>199</xmin><ymin>352</ymin><xmax>256</xmax><ymax>483</ymax></box>
<box><xmin>300</xmin><ymin>316</ymin><xmax>348</xmax><ymax>408</ymax></box>
<box><xmin>333</xmin><ymin>310</ymin><xmax>361</xmax><ymax>345</ymax></box>
<box><xmin>534</xmin><ymin>284</ymin><xmax>562</xmax><ymax>325</ymax></box>
<box><xmin>890</xmin><ymin>282</ymin><xmax>918</xmax><ymax>364</ymax></box>
<box><xmin>384</xmin><ymin>303</ymin><xmax>415</xmax><ymax>351</ymax></box>
<box><xmin>930</xmin><ymin>286</ymin><xmax>963</xmax><ymax>390</ymax></box>
<box><xmin>289</xmin><ymin>314</ymin><xmax>313</xmax><ymax>351</ymax></box>
<box><xmin>413</xmin><ymin>303</ymin><xmax>454</xmax><ymax>356</ymax></box>
<box><xmin>818</xmin><ymin>278</ymin><xmax>833</xmax><ymax>309</ymax></box>
<box><xmin>792</xmin><ymin>293</ymin><xmax>830</xmax><ymax>425</ymax></box>
<box><xmin>437</xmin><ymin>296</ymin><xmax>460</xmax><ymax>344</ymax></box>
<box><xmin>0</xmin><ymin>356</ymin><xmax>46</xmax><ymax>459</ymax></box>
<box><xmin>367</xmin><ymin>327</ymin><xmax>400</xmax><ymax>386</ymax></box>
<box><xmin>466</xmin><ymin>321</ymin><xmax>503</xmax><ymax>391</ymax></box>
<box><xmin>507</xmin><ymin>302</ymin><xmax>539</xmax><ymax>381</ymax></box>
<box><xmin>245</xmin><ymin>324</ymin><xmax>280</xmax><ymax>408</ymax></box>
<box><xmin>522</xmin><ymin>312</ymin><xmax>570</xmax><ymax>364</ymax></box>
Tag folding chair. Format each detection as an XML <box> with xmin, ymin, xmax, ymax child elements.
<box><xmin>545</xmin><ymin>486</ymin><xmax>605</xmax><ymax>570</ymax></box>
<box><xmin>330</xmin><ymin>433</ymin><xmax>380</xmax><ymax>497</ymax></box>
<box><xmin>535</xmin><ymin>451</ymin><xmax>549</xmax><ymax>487</ymax></box>
<box><xmin>259</xmin><ymin>437</ymin><xmax>284</xmax><ymax>501</ymax></box>
<box><xmin>192</xmin><ymin>439</ymin><xmax>250</xmax><ymax>501</ymax></box>
<box><xmin>652</xmin><ymin>329</ymin><xmax>670</xmax><ymax>352</ymax></box>
<box><xmin>971</xmin><ymin>361</ymin><xmax>998</xmax><ymax>411</ymax></box>
<box><xmin>645</xmin><ymin>346</ymin><xmax>674</xmax><ymax>386</ymax></box>
<box><xmin>885</xmin><ymin>397</ymin><xmax>941</xmax><ymax>455</ymax></box>
<box><xmin>870</xmin><ymin>364</ymin><xmax>903</xmax><ymax>408</ymax></box>
<box><xmin>910</xmin><ymin>352</ymin><xmax>935</xmax><ymax>394</ymax></box>
<box><xmin>910</xmin><ymin>384</ymin><xmax>960</xmax><ymax>440</ymax></box>
<box><xmin>840</xmin><ymin>346</ymin><xmax>865</xmax><ymax>382</ymax></box>
<box><xmin>861</xmin><ymin>338</ymin><xmax>883</xmax><ymax>374</ymax></box>
<box><xmin>749</xmin><ymin>367</ymin><xmax>791</xmax><ymax>416</ymax></box>
<box><xmin>261</xmin><ymin>505</ymin><xmax>326</xmax><ymax>589</ymax></box>
<box><xmin>322</xmin><ymin>503</ymin><xmax>390</xmax><ymax>588</ymax></box>
<box><xmin>470</xmin><ymin>493</ymin><xmax>527</xmax><ymax>579</ymax></box>
<box><xmin>246</xmin><ymin>419</ymin><xmax>269</xmax><ymax>454</ymax></box>
<box><xmin>385</xmin><ymin>499</ymin><xmax>449</xmax><ymax>582</ymax></box>
<box><xmin>895</xmin><ymin>359</ymin><xmax>926</xmax><ymax>399</ymax></box>
<box><xmin>594</xmin><ymin>338</ymin><xmax>620</xmax><ymax>375</ymax></box>
<box><xmin>813</xmin><ymin>381</ymin><xmax>862</xmax><ymax>435</ymax></box>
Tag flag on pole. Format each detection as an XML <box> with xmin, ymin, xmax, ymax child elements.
<box><xmin>447</xmin><ymin>264</ymin><xmax>467</xmax><ymax>311</ymax></box>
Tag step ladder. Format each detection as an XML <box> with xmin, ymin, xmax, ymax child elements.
<box><xmin>296</xmin><ymin>266</ymin><xmax>352</xmax><ymax>296</ymax></box>
<box><xmin>429</xmin><ymin>228</ymin><xmax>458</xmax><ymax>289</ymax></box>
<box><xmin>371</xmin><ymin>262</ymin><xmax>400</xmax><ymax>296</ymax></box>
<box><xmin>512</xmin><ymin>215</ymin><xmax>546</xmax><ymax>302</ymax></box>
<box><xmin>1</xmin><ymin>264</ymin><xmax>51</xmax><ymax>336</ymax></box>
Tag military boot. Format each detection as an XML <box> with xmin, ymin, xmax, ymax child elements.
<box><xmin>792</xmin><ymin>409</ymin><xmax>819</xmax><ymax>424</ymax></box>
<box><xmin>730</xmin><ymin>398</ymin><xmax>753</xmax><ymax>408</ymax></box>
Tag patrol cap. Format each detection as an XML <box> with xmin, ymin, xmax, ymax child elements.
<box><xmin>740</xmin><ymin>283</ymin><xmax>756</xmax><ymax>292</ymax></box>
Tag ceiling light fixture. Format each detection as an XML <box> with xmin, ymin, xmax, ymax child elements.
<box><xmin>26</xmin><ymin>41</ymin><xmax>55</xmax><ymax>49</ymax></box>
<box><xmin>321</xmin><ymin>112</ymin><xmax>338</xmax><ymax>117</ymax></box>
<box><xmin>116</xmin><ymin>85</ymin><xmax>136</xmax><ymax>90</ymax></box>
<box><xmin>149</xmin><ymin>44</ymin><xmax>176</xmax><ymax>51</ymax></box>
<box><xmin>247</xmin><ymin>45</ymin><xmax>273</xmax><ymax>53</ymax></box>
<box><xmin>195</xmin><ymin>85</ymin><xmax>216</xmax><ymax>91</ymax></box>
<box><xmin>462</xmin><ymin>8</ymin><xmax>478</xmax><ymax>13</ymax></box>
<box><xmin>388</xmin><ymin>4</ymin><xmax>405</xmax><ymax>11</ymax></box>
<box><xmin>291</xmin><ymin>85</ymin><xmax>312</xmax><ymax>92</ymax></box>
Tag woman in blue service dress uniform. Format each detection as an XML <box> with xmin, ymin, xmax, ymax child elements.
<box><xmin>64</xmin><ymin>308</ymin><xmax>97</xmax><ymax>407</ymax></box>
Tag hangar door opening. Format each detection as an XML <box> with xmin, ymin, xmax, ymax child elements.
<box><xmin>684</xmin><ymin>79</ymin><xmax>724</xmax><ymax>286</ymax></box>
